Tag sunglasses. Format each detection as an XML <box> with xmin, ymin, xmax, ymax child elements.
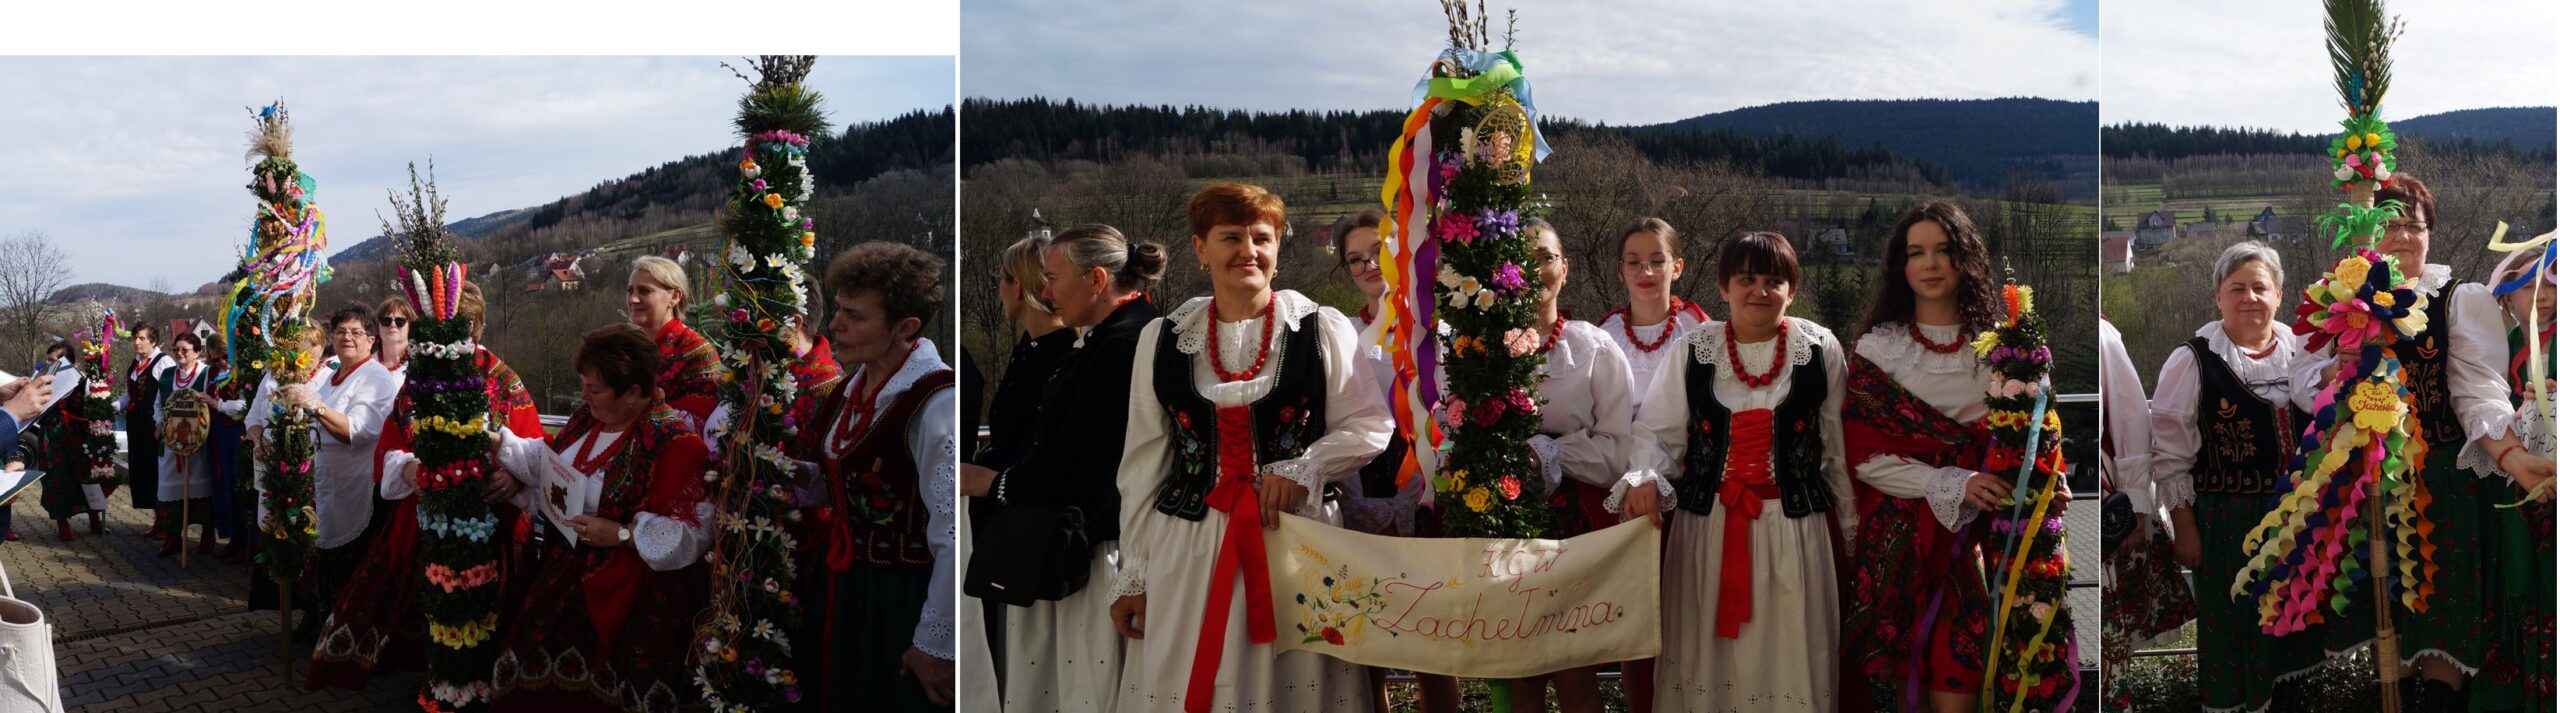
<box><xmin>381</xmin><ymin>316</ymin><xmax>410</xmax><ymax>328</ymax></box>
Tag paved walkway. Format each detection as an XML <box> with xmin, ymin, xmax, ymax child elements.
<box><xmin>1</xmin><ymin>488</ymin><xmax>421</xmax><ymax>712</ymax></box>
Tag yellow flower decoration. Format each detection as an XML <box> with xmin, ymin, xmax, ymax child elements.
<box><xmin>2373</xmin><ymin>291</ymin><xmax>2396</xmax><ymax>307</ymax></box>
<box><xmin>761</xmin><ymin>193</ymin><xmax>785</xmax><ymax>209</ymax></box>
<box><xmin>1464</xmin><ymin>487</ymin><xmax>1492</xmax><ymax>513</ymax></box>
<box><xmin>428</xmin><ymin>613</ymin><xmax>502</xmax><ymax>648</ymax></box>
<box><xmin>1970</xmin><ymin>330</ymin><xmax>2003</xmax><ymax>357</ymax></box>
<box><xmin>2333</xmin><ymin>257</ymin><xmax>2373</xmax><ymax>293</ymax></box>
<box><xmin>2015</xmin><ymin>285</ymin><xmax>2036</xmax><ymax>316</ymax></box>
<box><xmin>2347</xmin><ymin>134</ymin><xmax>2366</xmax><ymax>151</ymax></box>
<box><xmin>2347</xmin><ymin>380</ymin><xmax>2406</xmax><ymax>433</ymax></box>
<box><xmin>1446</xmin><ymin>469</ymin><xmax>1468</xmax><ymax>492</ymax></box>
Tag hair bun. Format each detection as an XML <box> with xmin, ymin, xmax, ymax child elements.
<box><xmin>1127</xmin><ymin>241</ymin><xmax>1168</xmax><ymax>282</ymax></box>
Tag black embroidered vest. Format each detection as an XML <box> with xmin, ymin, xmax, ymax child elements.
<box><xmin>1675</xmin><ymin>336</ymin><xmax>1835</xmax><ymax>518</ymax></box>
<box><xmin>828</xmin><ymin>369</ymin><xmax>956</xmax><ymax>569</ymax></box>
<box><xmin>2188</xmin><ymin>336</ymin><xmax>2304</xmax><ymax>494</ymax></box>
<box><xmin>1151</xmin><ymin>311</ymin><xmax>1327</xmax><ymax>521</ymax></box>
<box><xmin>2396</xmin><ymin>285</ymin><xmax>2464</xmax><ymax>450</ymax></box>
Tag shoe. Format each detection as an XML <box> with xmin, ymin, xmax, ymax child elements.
<box><xmin>156</xmin><ymin>536</ymin><xmax>179</xmax><ymax>558</ymax></box>
<box><xmin>87</xmin><ymin>513</ymin><xmax>102</xmax><ymax>535</ymax></box>
<box><xmin>6</xmin><ymin>529</ymin><xmax>19</xmax><ymax>542</ymax></box>
<box><xmin>220</xmin><ymin>543</ymin><xmax>248</xmax><ymax>565</ymax></box>
<box><xmin>55</xmin><ymin>521</ymin><xmax>75</xmax><ymax>542</ymax></box>
<box><xmin>195</xmin><ymin>531</ymin><xmax>217</xmax><ymax>555</ymax></box>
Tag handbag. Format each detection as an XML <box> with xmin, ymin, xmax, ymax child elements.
<box><xmin>0</xmin><ymin>550</ymin><xmax>63</xmax><ymax>713</ymax></box>
<box><xmin>963</xmin><ymin>503</ymin><xmax>1093</xmax><ymax>607</ymax></box>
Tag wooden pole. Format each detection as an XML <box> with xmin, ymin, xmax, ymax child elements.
<box><xmin>2370</xmin><ymin>484</ymin><xmax>2403</xmax><ymax>712</ymax></box>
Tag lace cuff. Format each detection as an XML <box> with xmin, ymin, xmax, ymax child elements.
<box><xmin>1605</xmin><ymin>470</ymin><xmax>1677</xmax><ymax>514</ymax></box>
<box><xmin>1263</xmin><ymin>458</ymin><xmax>1324</xmax><ymax>513</ymax></box>
<box><xmin>1925</xmin><ymin>468</ymin><xmax>1979</xmax><ymax>532</ymax></box>
<box><xmin>633</xmin><ymin>502</ymin><xmax>713</xmax><ymax>572</ymax></box>
<box><xmin>2153</xmin><ymin>469</ymin><xmax>2195</xmax><ymax>512</ymax></box>
<box><xmin>1527</xmin><ymin>435</ymin><xmax>1565</xmax><ymax>492</ymax></box>
<box><xmin>2457</xmin><ymin>414</ymin><xmax>2524</xmax><ymax>480</ymax></box>
<box><xmin>1110</xmin><ymin>560</ymin><xmax>1146</xmax><ymax>598</ymax></box>
<box><xmin>216</xmin><ymin>399</ymin><xmax>247</xmax><ymax>419</ymax></box>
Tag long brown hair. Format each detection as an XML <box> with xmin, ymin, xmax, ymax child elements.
<box><xmin>1858</xmin><ymin>201</ymin><xmax>2000</xmax><ymax>337</ymax></box>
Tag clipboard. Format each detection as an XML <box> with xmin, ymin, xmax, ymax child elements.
<box><xmin>0</xmin><ymin>469</ymin><xmax>43</xmax><ymax>508</ymax></box>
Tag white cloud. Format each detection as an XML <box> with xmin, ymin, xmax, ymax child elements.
<box><xmin>963</xmin><ymin>0</ymin><xmax>2096</xmax><ymax>124</ymax></box>
<box><xmin>0</xmin><ymin>56</ymin><xmax>954</xmax><ymax>293</ymax></box>
<box><xmin>2103</xmin><ymin>0</ymin><xmax>2557</xmax><ymax>132</ymax></box>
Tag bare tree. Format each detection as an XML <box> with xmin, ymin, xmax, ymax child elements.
<box><xmin>0</xmin><ymin>230</ymin><xmax>73</xmax><ymax>366</ymax></box>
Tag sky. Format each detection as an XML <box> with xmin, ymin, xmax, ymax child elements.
<box><xmin>2104</xmin><ymin>0</ymin><xmax>2557</xmax><ymax>132</ymax></box>
<box><xmin>0</xmin><ymin>56</ymin><xmax>955</xmax><ymax>293</ymax></box>
<box><xmin>962</xmin><ymin>0</ymin><xmax>2100</xmax><ymax>126</ymax></box>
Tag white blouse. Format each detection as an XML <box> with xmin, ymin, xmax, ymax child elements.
<box><xmin>1113</xmin><ymin>291</ymin><xmax>1391</xmax><ymax>597</ymax></box>
<box><xmin>1524</xmin><ymin>321</ymin><xmax>1638</xmax><ymax>493</ymax></box>
<box><xmin>2286</xmin><ymin>265</ymin><xmax>2523</xmax><ymax>480</ymax></box>
<box><xmin>1851</xmin><ymin>322</ymin><xmax>1993</xmax><ymax>532</ymax></box>
<box><xmin>2146</xmin><ymin>321</ymin><xmax>2305</xmax><ymax>513</ymax></box>
<box><xmin>1599</xmin><ymin>307</ymin><xmax>1714</xmax><ymax>411</ymax></box>
<box><xmin>1615</xmin><ymin>318</ymin><xmax>1852</xmax><ymax>534</ymax></box>
<box><xmin>2097</xmin><ymin>320</ymin><xmax>2156</xmax><ymax>518</ymax></box>
<box><xmin>248</xmin><ymin>358</ymin><xmax>399</xmax><ymax>550</ymax></box>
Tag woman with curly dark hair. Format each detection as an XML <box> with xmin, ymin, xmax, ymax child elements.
<box><xmin>1837</xmin><ymin>202</ymin><xmax>2011</xmax><ymax>713</ymax></box>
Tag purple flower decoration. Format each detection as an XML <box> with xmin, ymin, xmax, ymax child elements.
<box><xmin>751</xmin><ymin>178</ymin><xmax>769</xmax><ymax>192</ymax></box>
<box><xmin>1475</xmin><ymin>209</ymin><xmax>1520</xmax><ymax>240</ymax></box>
<box><xmin>1490</xmin><ymin>263</ymin><xmax>1528</xmax><ymax>293</ymax></box>
<box><xmin>1469</xmin><ymin>397</ymin><xmax>1506</xmax><ymax>428</ymax></box>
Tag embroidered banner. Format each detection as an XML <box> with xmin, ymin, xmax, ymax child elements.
<box><xmin>1268</xmin><ymin>515</ymin><xmax>1660</xmax><ymax>677</ymax></box>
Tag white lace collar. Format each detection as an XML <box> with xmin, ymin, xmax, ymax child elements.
<box><xmin>2193</xmin><ymin>320</ymin><xmax>2300</xmax><ymax>365</ymax></box>
<box><xmin>1167</xmin><ymin>290</ymin><xmax>1322</xmax><ymax>355</ymax></box>
<box><xmin>1693</xmin><ymin>317</ymin><xmax>1823</xmax><ymax>367</ymax></box>
<box><xmin>849</xmin><ymin>338</ymin><xmax>950</xmax><ymax>407</ymax></box>
<box><xmin>1855</xmin><ymin>321</ymin><xmax>1981</xmax><ymax>375</ymax></box>
<box><xmin>2414</xmin><ymin>263</ymin><xmax>2454</xmax><ymax>297</ymax></box>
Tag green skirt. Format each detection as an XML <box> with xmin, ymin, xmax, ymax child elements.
<box><xmin>2321</xmin><ymin>449</ymin><xmax>2487</xmax><ymax>673</ymax></box>
<box><xmin>795</xmin><ymin>564</ymin><xmax>943</xmax><ymax>713</ymax></box>
<box><xmin>2195</xmin><ymin>492</ymin><xmax>2332</xmax><ymax>712</ymax></box>
<box><xmin>2471</xmin><ymin>478</ymin><xmax>2554</xmax><ymax>712</ymax></box>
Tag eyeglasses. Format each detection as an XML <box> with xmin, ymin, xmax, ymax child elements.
<box><xmin>1341</xmin><ymin>253</ymin><xmax>1381</xmax><ymax>271</ymax></box>
<box><xmin>2384</xmin><ymin>222</ymin><xmax>2429</xmax><ymax>235</ymax></box>
<box><xmin>380</xmin><ymin>316</ymin><xmax>410</xmax><ymax>328</ymax></box>
<box><xmin>330</xmin><ymin>328</ymin><xmax>371</xmax><ymax>339</ymax></box>
<box><xmin>1621</xmin><ymin>257</ymin><xmax>1673</xmax><ymax>273</ymax></box>
<box><xmin>1530</xmin><ymin>250</ymin><xmax>1562</xmax><ymax>268</ymax></box>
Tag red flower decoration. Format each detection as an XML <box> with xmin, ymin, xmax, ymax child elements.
<box><xmin>1497</xmin><ymin>476</ymin><xmax>1521</xmax><ymax>501</ymax></box>
<box><xmin>1320</xmin><ymin>627</ymin><xmax>1344</xmax><ymax>645</ymax></box>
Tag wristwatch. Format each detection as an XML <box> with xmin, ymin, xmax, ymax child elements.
<box><xmin>616</xmin><ymin>525</ymin><xmax>632</xmax><ymax>544</ymax></box>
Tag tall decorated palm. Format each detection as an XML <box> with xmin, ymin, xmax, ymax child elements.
<box><xmin>2230</xmin><ymin>1</ymin><xmax>2426</xmax><ymax>708</ymax></box>
<box><xmin>382</xmin><ymin>162</ymin><xmax>503</xmax><ymax>713</ymax></box>
<box><xmin>227</xmin><ymin>101</ymin><xmax>331</xmax><ymax>655</ymax></box>
<box><xmin>1970</xmin><ymin>278</ymin><xmax>2080</xmax><ymax>711</ymax></box>
<box><xmin>695</xmin><ymin>55</ymin><xmax>829</xmax><ymax>711</ymax></box>
<box><xmin>1378</xmin><ymin>3</ymin><xmax>1555</xmax><ymax>540</ymax></box>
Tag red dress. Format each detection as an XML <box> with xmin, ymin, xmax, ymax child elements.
<box><xmin>653</xmin><ymin>319</ymin><xmax>721</xmax><ymax>428</ymax></box>
<box><xmin>1836</xmin><ymin>353</ymin><xmax>1991</xmax><ymax>711</ymax></box>
<box><xmin>489</xmin><ymin>405</ymin><xmax>710</xmax><ymax>713</ymax></box>
<box><xmin>307</xmin><ymin>348</ymin><xmax>546</xmax><ymax>691</ymax></box>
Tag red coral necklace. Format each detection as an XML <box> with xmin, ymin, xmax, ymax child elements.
<box><xmin>1726</xmin><ymin>320</ymin><xmax>1791</xmax><ymax>388</ymax></box>
<box><xmin>1618</xmin><ymin>298</ymin><xmax>1687</xmax><ymax>353</ymax></box>
<box><xmin>1206</xmin><ymin>294</ymin><xmax>1277</xmax><ymax>383</ymax></box>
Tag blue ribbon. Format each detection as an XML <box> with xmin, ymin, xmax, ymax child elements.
<box><xmin>1408</xmin><ymin>47</ymin><xmax>1555</xmax><ymax>162</ymax></box>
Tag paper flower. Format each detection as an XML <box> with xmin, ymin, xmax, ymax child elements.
<box><xmin>1464</xmin><ymin>487</ymin><xmax>1492</xmax><ymax>513</ymax></box>
<box><xmin>1497</xmin><ymin>476</ymin><xmax>1521</xmax><ymax>501</ymax></box>
<box><xmin>1502</xmin><ymin>327</ymin><xmax>1540</xmax><ymax>357</ymax></box>
<box><xmin>762</xmin><ymin>194</ymin><xmax>785</xmax><ymax>209</ymax></box>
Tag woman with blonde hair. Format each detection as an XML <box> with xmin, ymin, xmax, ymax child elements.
<box><xmin>626</xmin><ymin>255</ymin><xmax>719</xmax><ymax>429</ymax></box>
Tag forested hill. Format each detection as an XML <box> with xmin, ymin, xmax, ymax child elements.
<box><xmin>960</xmin><ymin>97</ymin><xmax>1949</xmax><ymax>188</ymax></box>
<box><xmin>328</xmin><ymin>106</ymin><xmax>956</xmax><ymax>265</ymax></box>
<box><xmin>2103</xmin><ymin>106</ymin><xmax>2555</xmax><ymax>160</ymax></box>
<box><xmin>1652</xmin><ymin>97</ymin><xmax>2098</xmax><ymax>195</ymax></box>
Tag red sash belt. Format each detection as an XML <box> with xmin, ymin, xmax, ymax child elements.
<box><xmin>1715</xmin><ymin>409</ymin><xmax>1778</xmax><ymax>640</ymax></box>
<box><xmin>1185</xmin><ymin>406</ymin><xmax>1276</xmax><ymax>713</ymax></box>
